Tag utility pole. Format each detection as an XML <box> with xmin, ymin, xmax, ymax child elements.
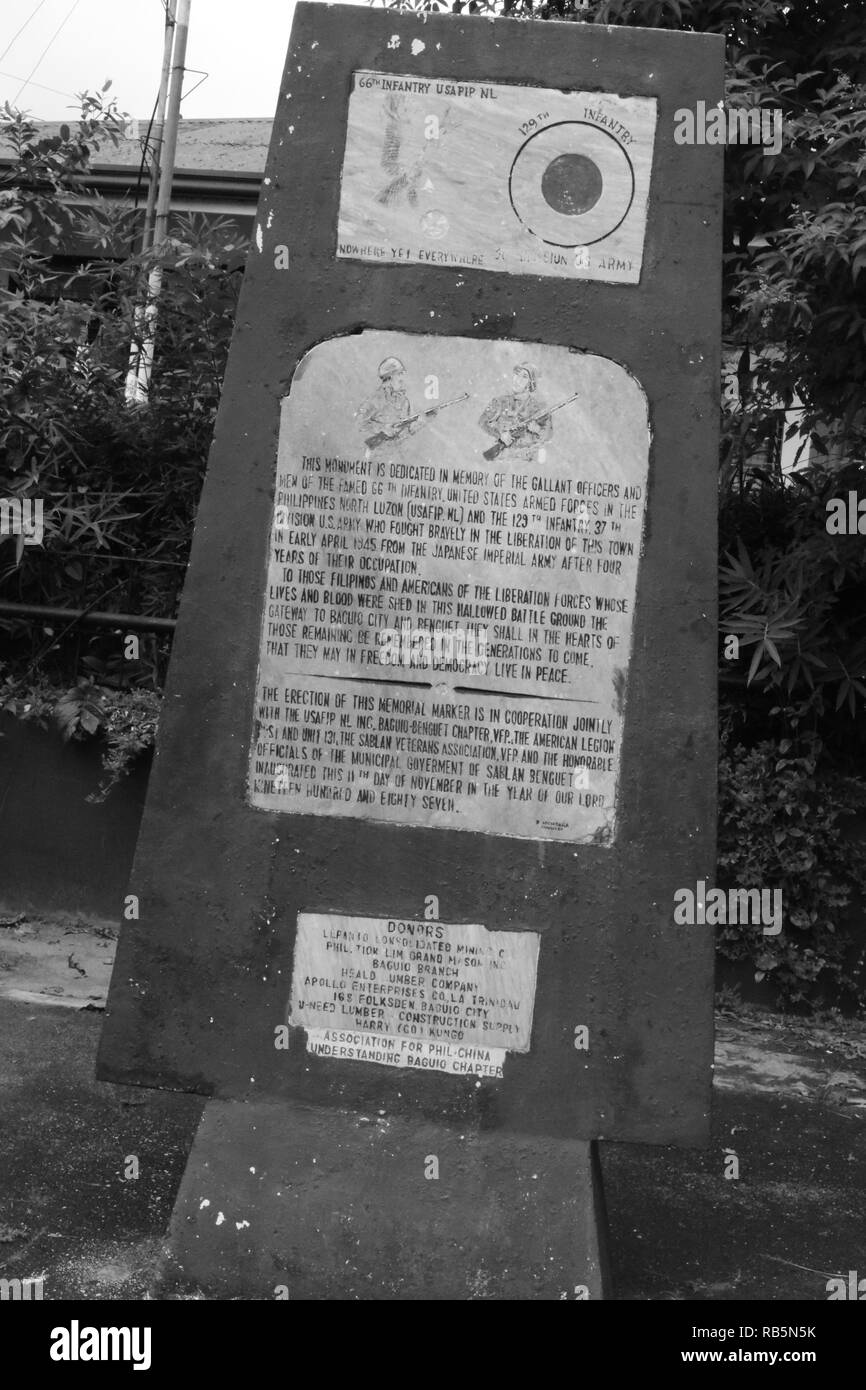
<box><xmin>141</xmin><ymin>0</ymin><xmax>177</xmax><ymax>254</ymax></box>
<box><xmin>125</xmin><ymin>1</ymin><xmax>175</xmax><ymax>402</ymax></box>
<box><xmin>153</xmin><ymin>0</ymin><xmax>191</xmax><ymax>250</ymax></box>
<box><xmin>125</xmin><ymin>0</ymin><xmax>191</xmax><ymax>405</ymax></box>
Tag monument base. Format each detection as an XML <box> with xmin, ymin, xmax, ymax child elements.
<box><xmin>158</xmin><ymin>1098</ymin><xmax>611</xmax><ymax>1300</ymax></box>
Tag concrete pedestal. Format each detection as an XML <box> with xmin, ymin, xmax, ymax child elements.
<box><xmin>159</xmin><ymin>1099</ymin><xmax>610</xmax><ymax>1300</ymax></box>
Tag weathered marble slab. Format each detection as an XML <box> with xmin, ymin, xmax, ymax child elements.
<box><xmin>290</xmin><ymin>913</ymin><xmax>540</xmax><ymax>1077</ymax></box>
<box><xmin>247</xmin><ymin>329</ymin><xmax>650</xmax><ymax>843</ymax></box>
<box><xmin>337</xmin><ymin>71</ymin><xmax>657</xmax><ymax>283</ymax></box>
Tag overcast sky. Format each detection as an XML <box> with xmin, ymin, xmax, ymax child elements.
<box><xmin>0</xmin><ymin>0</ymin><xmax>370</xmax><ymax>121</ymax></box>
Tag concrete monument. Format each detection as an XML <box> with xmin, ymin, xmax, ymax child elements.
<box><xmin>98</xmin><ymin>4</ymin><xmax>723</xmax><ymax>1300</ymax></box>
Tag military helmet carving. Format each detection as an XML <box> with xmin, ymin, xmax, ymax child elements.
<box><xmin>378</xmin><ymin>356</ymin><xmax>406</xmax><ymax>379</ymax></box>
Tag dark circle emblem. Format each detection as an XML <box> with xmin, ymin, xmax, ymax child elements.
<box><xmin>541</xmin><ymin>153</ymin><xmax>603</xmax><ymax>217</ymax></box>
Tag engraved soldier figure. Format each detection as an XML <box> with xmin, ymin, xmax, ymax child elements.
<box><xmin>478</xmin><ymin>363</ymin><xmax>553</xmax><ymax>464</ymax></box>
<box><xmin>358</xmin><ymin>356</ymin><xmax>420</xmax><ymax>452</ymax></box>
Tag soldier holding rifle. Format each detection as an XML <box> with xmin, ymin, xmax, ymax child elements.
<box><xmin>479</xmin><ymin>362</ymin><xmax>554</xmax><ymax>464</ymax></box>
<box><xmin>358</xmin><ymin>357</ymin><xmax>468</xmax><ymax>454</ymax></box>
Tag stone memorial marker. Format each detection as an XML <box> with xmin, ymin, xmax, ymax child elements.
<box><xmin>98</xmin><ymin>4</ymin><xmax>723</xmax><ymax>1300</ymax></box>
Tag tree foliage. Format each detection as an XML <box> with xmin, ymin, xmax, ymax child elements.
<box><xmin>718</xmin><ymin>735</ymin><xmax>866</xmax><ymax>1005</ymax></box>
<box><xmin>719</xmin><ymin>459</ymin><xmax>866</xmax><ymax>753</ymax></box>
<box><xmin>1</xmin><ymin>97</ymin><xmax>248</xmax><ymax>692</ymax></box>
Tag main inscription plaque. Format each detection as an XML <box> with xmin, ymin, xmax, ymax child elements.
<box><xmin>248</xmin><ymin>330</ymin><xmax>649</xmax><ymax>843</ymax></box>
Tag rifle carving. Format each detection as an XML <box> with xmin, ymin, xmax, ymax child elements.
<box><xmin>365</xmin><ymin>392</ymin><xmax>470</xmax><ymax>450</ymax></box>
<box><xmin>482</xmin><ymin>391</ymin><xmax>580</xmax><ymax>462</ymax></box>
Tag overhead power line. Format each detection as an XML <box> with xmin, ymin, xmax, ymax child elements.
<box><xmin>12</xmin><ymin>0</ymin><xmax>83</xmax><ymax>104</ymax></box>
<box><xmin>0</xmin><ymin>0</ymin><xmax>49</xmax><ymax>64</ymax></box>
<box><xmin>0</xmin><ymin>68</ymin><xmax>75</xmax><ymax>100</ymax></box>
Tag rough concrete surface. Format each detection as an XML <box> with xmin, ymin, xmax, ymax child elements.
<box><xmin>98</xmin><ymin>6</ymin><xmax>723</xmax><ymax>1149</ymax></box>
<box><xmin>161</xmin><ymin>1100</ymin><xmax>610</xmax><ymax>1300</ymax></box>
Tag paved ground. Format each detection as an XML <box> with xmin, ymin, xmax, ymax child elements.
<box><xmin>0</xmin><ymin>1000</ymin><xmax>202</xmax><ymax>1299</ymax></box>
<box><xmin>606</xmin><ymin>1007</ymin><xmax>866</xmax><ymax>1300</ymax></box>
<box><xmin>1</xmin><ymin>917</ymin><xmax>865</xmax><ymax>1300</ymax></box>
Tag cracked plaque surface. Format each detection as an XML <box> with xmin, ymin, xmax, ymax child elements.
<box><xmin>337</xmin><ymin>71</ymin><xmax>657</xmax><ymax>283</ymax></box>
<box><xmin>249</xmin><ymin>330</ymin><xmax>649</xmax><ymax>843</ymax></box>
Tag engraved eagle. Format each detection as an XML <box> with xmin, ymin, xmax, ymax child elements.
<box><xmin>375</xmin><ymin>96</ymin><xmax>461</xmax><ymax>208</ymax></box>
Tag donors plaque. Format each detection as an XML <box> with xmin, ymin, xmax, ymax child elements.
<box><xmin>290</xmin><ymin>913</ymin><xmax>541</xmax><ymax>1080</ymax></box>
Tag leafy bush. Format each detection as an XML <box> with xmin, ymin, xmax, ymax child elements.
<box><xmin>1</xmin><ymin>97</ymin><xmax>248</xmax><ymax>690</ymax></box>
<box><xmin>718</xmin><ymin>736</ymin><xmax>866</xmax><ymax>1005</ymax></box>
<box><xmin>719</xmin><ymin>460</ymin><xmax>866</xmax><ymax>753</ymax></box>
<box><xmin>1</xmin><ymin>675</ymin><xmax>160</xmax><ymax>803</ymax></box>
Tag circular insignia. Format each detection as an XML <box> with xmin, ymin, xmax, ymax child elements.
<box><xmin>508</xmin><ymin>122</ymin><xmax>635</xmax><ymax>247</ymax></box>
<box><xmin>420</xmin><ymin>209</ymin><xmax>450</xmax><ymax>240</ymax></box>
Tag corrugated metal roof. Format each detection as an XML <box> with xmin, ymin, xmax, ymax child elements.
<box><xmin>2</xmin><ymin>118</ymin><xmax>274</xmax><ymax>176</ymax></box>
